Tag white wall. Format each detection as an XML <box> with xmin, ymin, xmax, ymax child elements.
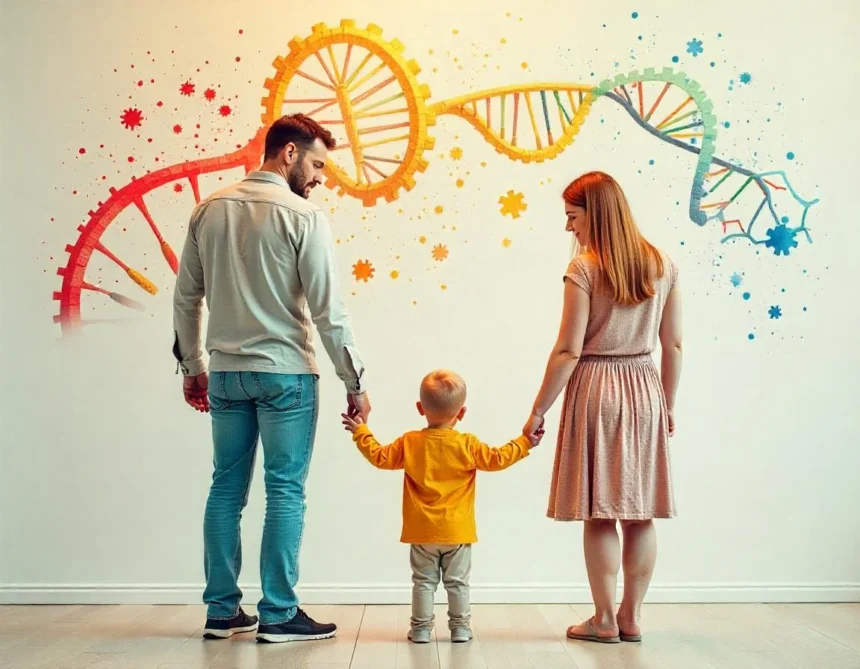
<box><xmin>2</xmin><ymin>0</ymin><xmax>859</xmax><ymax>604</ymax></box>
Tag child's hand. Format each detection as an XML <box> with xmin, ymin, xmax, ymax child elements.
<box><xmin>341</xmin><ymin>412</ymin><xmax>365</xmax><ymax>433</ymax></box>
<box><xmin>526</xmin><ymin>425</ymin><xmax>545</xmax><ymax>448</ymax></box>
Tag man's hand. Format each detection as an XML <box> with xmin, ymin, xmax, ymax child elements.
<box><xmin>347</xmin><ymin>392</ymin><xmax>371</xmax><ymax>422</ymax></box>
<box><xmin>341</xmin><ymin>412</ymin><xmax>365</xmax><ymax>434</ymax></box>
<box><xmin>183</xmin><ymin>373</ymin><xmax>210</xmax><ymax>413</ymax></box>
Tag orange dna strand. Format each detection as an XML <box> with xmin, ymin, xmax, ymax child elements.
<box><xmin>55</xmin><ymin>19</ymin><xmax>816</xmax><ymax>333</ymax></box>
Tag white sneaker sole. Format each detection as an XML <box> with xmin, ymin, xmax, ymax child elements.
<box><xmin>203</xmin><ymin>623</ymin><xmax>258</xmax><ymax>639</ymax></box>
<box><xmin>256</xmin><ymin>630</ymin><xmax>337</xmax><ymax>643</ymax></box>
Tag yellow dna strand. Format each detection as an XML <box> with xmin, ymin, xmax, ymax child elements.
<box><xmin>263</xmin><ymin>19</ymin><xmax>601</xmax><ymax>206</ymax></box>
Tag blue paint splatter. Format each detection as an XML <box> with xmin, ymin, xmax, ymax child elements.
<box><xmin>742</xmin><ymin>292</ymin><xmax>751</xmax><ymax>300</ymax></box>
<box><xmin>723</xmin><ymin>121</ymin><xmax>731</xmax><ymax>128</ymax></box>
<box><xmin>781</xmin><ymin>216</ymin><xmax>789</xmax><ymax>223</ymax></box>
<box><xmin>649</xmin><ymin>159</ymin><xmax>655</xmax><ymax>165</ymax></box>
<box><xmin>686</xmin><ymin>38</ymin><xmax>704</xmax><ymax>56</ymax></box>
<box><xmin>710</xmin><ymin>61</ymin><xmax>716</xmax><ymax>67</ymax></box>
<box><xmin>764</xmin><ymin>224</ymin><xmax>799</xmax><ymax>256</ymax></box>
<box><xmin>632</xmin><ymin>11</ymin><xmax>639</xmax><ymax>18</ymax></box>
<box><xmin>740</xmin><ymin>72</ymin><xmax>752</xmax><ymax>84</ymax></box>
<box><xmin>638</xmin><ymin>35</ymin><xmax>643</xmax><ymax>41</ymax></box>
<box><xmin>802</xmin><ymin>306</ymin><xmax>808</xmax><ymax>312</ymax></box>
<box><xmin>718</xmin><ymin>32</ymin><xmax>723</xmax><ymax>38</ymax></box>
<box><xmin>786</xmin><ymin>151</ymin><xmax>795</xmax><ymax>160</ymax></box>
<box><xmin>748</xmin><ymin>333</ymin><xmax>755</xmax><ymax>340</ymax></box>
<box><xmin>730</xmin><ymin>273</ymin><xmax>743</xmax><ymax>287</ymax></box>
<box><xmin>672</xmin><ymin>55</ymin><xmax>680</xmax><ymax>63</ymax></box>
<box><xmin>768</xmin><ymin>305</ymin><xmax>782</xmax><ymax>319</ymax></box>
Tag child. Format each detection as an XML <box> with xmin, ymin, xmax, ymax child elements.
<box><xmin>341</xmin><ymin>369</ymin><xmax>543</xmax><ymax>644</ymax></box>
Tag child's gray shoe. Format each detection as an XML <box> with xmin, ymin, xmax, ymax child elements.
<box><xmin>450</xmin><ymin>627</ymin><xmax>472</xmax><ymax>643</ymax></box>
<box><xmin>408</xmin><ymin>628</ymin><xmax>432</xmax><ymax>644</ymax></box>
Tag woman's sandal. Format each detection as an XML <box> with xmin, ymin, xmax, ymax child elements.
<box><xmin>620</xmin><ymin>631</ymin><xmax>642</xmax><ymax>642</ymax></box>
<box><xmin>566</xmin><ymin>617</ymin><xmax>621</xmax><ymax>644</ymax></box>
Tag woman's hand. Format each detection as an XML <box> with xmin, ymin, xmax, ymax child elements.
<box><xmin>667</xmin><ymin>408</ymin><xmax>675</xmax><ymax>437</ymax></box>
<box><xmin>523</xmin><ymin>412</ymin><xmax>545</xmax><ymax>446</ymax></box>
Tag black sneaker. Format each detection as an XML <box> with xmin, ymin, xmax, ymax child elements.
<box><xmin>256</xmin><ymin>608</ymin><xmax>337</xmax><ymax>643</ymax></box>
<box><xmin>202</xmin><ymin>608</ymin><xmax>258</xmax><ymax>639</ymax></box>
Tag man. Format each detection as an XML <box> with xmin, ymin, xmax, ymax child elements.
<box><xmin>173</xmin><ymin>114</ymin><xmax>370</xmax><ymax>644</ymax></box>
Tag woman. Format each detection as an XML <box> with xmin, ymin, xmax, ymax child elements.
<box><xmin>524</xmin><ymin>171</ymin><xmax>683</xmax><ymax>643</ymax></box>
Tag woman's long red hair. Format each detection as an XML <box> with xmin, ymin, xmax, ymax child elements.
<box><xmin>563</xmin><ymin>171</ymin><xmax>663</xmax><ymax>305</ymax></box>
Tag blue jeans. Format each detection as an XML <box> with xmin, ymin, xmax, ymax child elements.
<box><xmin>203</xmin><ymin>372</ymin><xmax>318</xmax><ymax>625</ymax></box>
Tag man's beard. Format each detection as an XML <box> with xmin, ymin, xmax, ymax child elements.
<box><xmin>287</xmin><ymin>165</ymin><xmax>311</xmax><ymax>199</ymax></box>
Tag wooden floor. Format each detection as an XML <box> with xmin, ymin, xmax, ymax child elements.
<box><xmin>1</xmin><ymin>604</ymin><xmax>858</xmax><ymax>669</ymax></box>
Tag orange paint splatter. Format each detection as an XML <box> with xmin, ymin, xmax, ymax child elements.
<box><xmin>449</xmin><ymin>147</ymin><xmax>463</xmax><ymax>161</ymax></box>
<box><xmin>352</xmin><ymin>259</ymin><xmax>375</xmax><ymax>283</ymax></box>
<box><xmin>419</xmin><ymin>236</ymin><xmax>427</xmax><ymax>244</ymax></box>
<box><xmin>432</xmin><ymin>244</ymin><xmax>449</xmax><ymax>261</ymax></box>
<box><xmin>521</xmin><ymin>62</ymin><xmax>529</xmax><ymax>69</ymax></box>
<box><xmin>390</xmin><ymin>270</ymin><xmax>400</xmax><ymax>280</ymax></box>
<box><xmin>434</xmin><ymin>205</ymin><xmax>444</xmax><ymax>215</ymax></box>
<box><xmin>456</xmin><ymin>178</ymin><xmax>464</xmax><ymax>188</ymax></box>
<box><xmin>502</xmin><ymin>238</ymin><xmax>512</xmax><ymax>248</ymax></box>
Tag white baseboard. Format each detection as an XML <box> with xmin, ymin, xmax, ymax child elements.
<box><xmin>1</xmin><ymin>582</ymin><xmax>858</xmax><ymax>605</ymax></box>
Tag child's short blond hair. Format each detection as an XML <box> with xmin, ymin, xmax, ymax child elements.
<box><xmin>420</xmin><ymin>370</ymin><xmax>467</xmax><ymax>419</ymax></box>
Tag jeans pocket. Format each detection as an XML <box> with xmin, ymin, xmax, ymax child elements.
<box><xmin>254</xmin><ymin>374</ymin><xmax>303</xmax><ymax>413</ymax></box>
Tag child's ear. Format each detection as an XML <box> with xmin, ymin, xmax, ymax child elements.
<box><xmin>457</xmin><ymin>406</ymin><xmax>467</xmax><ymax>421</ymax></box>
<box><xmin>416</xmin><ymin>402</ymin><xmax>425</xmax><ymax>416</ymax></box>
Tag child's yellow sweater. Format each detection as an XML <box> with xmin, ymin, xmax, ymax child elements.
<box><xmin>352</xmin><ymin>424</ymin><xmax>531</xmax><ymax>544</ymax></box>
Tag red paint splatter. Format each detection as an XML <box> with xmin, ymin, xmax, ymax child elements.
<box><xmin>150</xmin><ymin>78</ymin><xmax>155</xmax><ymax>83</ymax></box>
<box><xmin>78</xmin><ymin>147</ymin><xmax>86</xmax><ymax>155</ymax></box>
<box><xmin>127</xmin><ymin>156</ymin><xmax>135</xmax><ymax>163</ymax></box>
<box><xmin>137</xmin><ymin>80</ymin><xmax>144</xmax><ymax>87</ymax></box>
<box><xmin>235</xmin><ymin>56</ymin><xmax>241</xmax><ymax>62</ymax></box>
<box><xmin>72</xmin><ymin>190</ymin><xmax>77</xmax><ymax>195</ymax></box>
<box><xmin>219</xmin><ymin>105</ymin><xmax>232</xmax><ymax>116</ymax></box>
<box><xmin>204</xmin><ymin>88</ymin><xmax>216</xmax><ymax>101</ymax></box>
<box><xmin>179</xmin><ymin>80</ymin><xmax>195</xmax><ymax>96</ymax></box>
<box><xmin>100</xmin><ymin>144</ymin><xmax>104</xmax><ymax>148</ymax></box>
<box><xmin>196</xmin><ymin>124</ymin><xmax>201</xmax><ymax>129</ymax></box>
<box><xmin>120</xmin><ymin>107</ymin><xmax>144</xmax><ymax>130</ymax></box>
<box><xmin>147</xmin><ymin>138</ymin><xmax>153</xmax><ymax>143</ymax></box>
<box><xmin>156</xmin><ymin>101</ymin><xmax>163</xmax><ymax>107</ymax></box>
<box><xmin>239</xmin><ymin>29</ymin><xmax>244</xmax><ymax>34</ymax></box>
<box><xmin>174</xmin><ymin>183</ymin><xmax>184</xmax><ymax>193</ymax></box>
<box><xmin>173</xmin><ymin>124</ymin><xmax>182</xmax><ymax>134</ymax></box>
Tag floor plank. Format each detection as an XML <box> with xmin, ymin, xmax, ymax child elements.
<box><xmin>1</xmin><ymin>604</ymin><xmax>857</xmax><ymax>669</ymax></box>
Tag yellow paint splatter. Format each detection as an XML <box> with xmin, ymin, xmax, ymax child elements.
<box><xmin>521</xmin><ymin>62</ymin><xmax>529</xmax><ymax>69</ymax></box>
<box><xmin>432</xmin><ymin>244</ymin><xmax>450</xmax><ymax>261</ymax></box>
<box><xmin>428</xmin><ymin>49</ymin><xmax>434</xmax><ymax>55</ymax></box>
<box><xmin>499</xmin><ymin>190</ymin><xmax>528</xmax><ymax>219</ymax></box>
<box><xmin>502</xmin><ymin>238</ymin><xmax>512</xmax><ymax>248</ymax></box>
<box><xmin>390</xmin><ymin>270</ymin><xmax>400</xmax><ymax>280</ymax></box>
<box><xmin>452</xmin><ymin>28</ymin><xmax>459</xmax><ymax>35</ymax></box>
<box><xmin>419</xmin><ymin>235</ymin><xmax>427</xmax><ymax>244</ymax></box>
<box><xmin>456</xmin><ymin>178</ymin><xmax>465</xmax><ymax>188</ymax></box>
<box><xmin>440</xmin><ymin>284</ymin><xmax>448</xmax><ymax>291</ymax></box>
<box><xmin>501</xmin><ymin>38</ymin><xmax>507</xmax><ymax>44</ymax></box>
<box><xmin>450</xmin><ymin>147</ymin><xmax>463</xmax><ymax>160</ymax></box>
<box><xmin>352</xmin><ymin>259</ymin><xmax>375</xmax><ymax>283</ymax></box>
<box><xmin>435</xmin><ymin>205</ymin><xmax>444</xmax><ymax>215</ymax></box>
<box><xmin>480</xmin><ymin>161</ymin><xmax>487</xmax><ymax>168</ymax></box>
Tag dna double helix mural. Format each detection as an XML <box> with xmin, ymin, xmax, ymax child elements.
<box><xmin>54</xmin><ymin>19</ymin><xmax>818</xmax><ymax>333</ymax></box>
